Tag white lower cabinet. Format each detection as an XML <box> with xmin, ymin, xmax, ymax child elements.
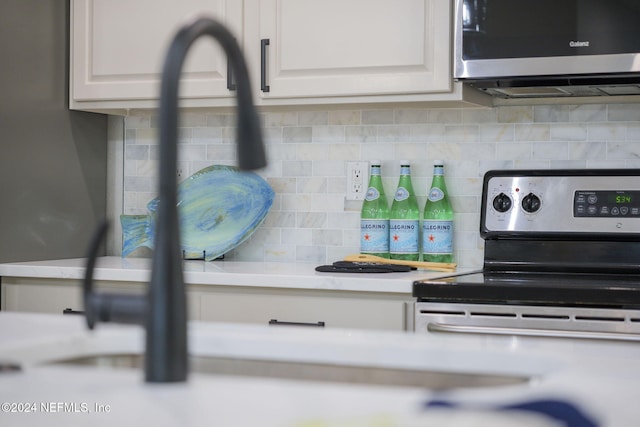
<box><xmin>1</xmin><ymin>278</ymin><xmax>413</xmax><ymax>331</ymax></box>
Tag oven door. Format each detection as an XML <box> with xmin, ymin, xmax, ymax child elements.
<box><xmin>415</xmin><ymin>302</ymin><xmax>640</xmax><ymax>342</ymax></box>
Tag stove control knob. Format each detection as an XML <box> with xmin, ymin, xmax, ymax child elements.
<box><xmin>492</xmin><ymin>192</ymin><xmax>512</xmax><ymax>213</ymax></box>
<box><xmin>521</xmin><ymin>192</ymin><xmax>541</xmax><ymax>213</ymax></box>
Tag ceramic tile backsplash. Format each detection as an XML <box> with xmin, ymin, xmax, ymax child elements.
<box><xmin>122</xmin><ymin>103</ymin><xmax>640</xmax><ymax>268</ymax></box>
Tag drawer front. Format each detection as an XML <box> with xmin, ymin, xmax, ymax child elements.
<box><xmin>2</xmin><ymin>279</ymin><xmax>199</xmax><ymax>321</ymax></box>
<box><xmin>199</xmin><ymin>292</ymin><xmax>406</xmax><ymax>331</ymax></box>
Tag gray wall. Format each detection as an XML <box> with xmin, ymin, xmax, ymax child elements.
<box><xmin>0</xmin><ymin>0</ymin><xmax>107</xmax><ymax>262</ymax></box>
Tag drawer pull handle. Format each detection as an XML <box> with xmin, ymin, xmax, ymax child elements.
<box><xmin>63</xmin><ymin>308</ymin><xmax>84</xmax><ymax>315</ymax></box>
<box><xmin>226</xmin><ymin>59</ymin><xmax>236</xmax><ymax>91</ymax></box>
<box><xmin>260</xmin><ymin>38</ymin><xmax>270</xmax><ymax>92</ymax></box>
<box><xmin>269</xmin><ymin>319</ymin><xmax>325</xmax><ymax>327</ymax></box>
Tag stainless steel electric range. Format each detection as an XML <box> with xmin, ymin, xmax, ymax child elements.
<box><xmin>413</xmin><ymin>169</ymin><xmax>640</xmax><ymax>341</ymax></box>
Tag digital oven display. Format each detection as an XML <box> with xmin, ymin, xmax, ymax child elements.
<box><xmin>574</xmin><ymin>190</ymin><xmax>640</xmax><ymax>217</ymax></box>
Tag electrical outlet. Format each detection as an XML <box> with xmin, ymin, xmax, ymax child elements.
<box><xmin>176</xmin><ymin>168</ymin><xmax>184</xmax><ymax>179</ymax></box>
<box><xmin>346</xmin><ymin>161</ymin><xmax>369</xmax><ymax>201</ymax></box>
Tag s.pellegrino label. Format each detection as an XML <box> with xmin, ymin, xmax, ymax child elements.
<box><xmin>422</xmin><ymin>220</ymin><xmax>453</xmax><ymax>254</ymax></box>
<box><xmin>360</xmin><ymin>162</ymin><xmax>390</xmax><ymax>257</ymax></box>
<box><xmin>360</xmin><ymin>219</ymin><xmax>389</xmax><ymax>253</ymax></box>
<box><xmin>389</xmin><ymin>219</ymin><xmax>419</xmax><ymax>254</ymax></box>
<box><xmin>422</xmin><ymin>161</ymin><xmax>454</xmax><ymax>263</ymax></box>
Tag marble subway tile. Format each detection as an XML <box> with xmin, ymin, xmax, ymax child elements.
<box><xmin>394</xmin><ymin>108</ymin><xmax>428</xmax><ymax>124</ymax></box>
<box><xmin>264</xmin><ymin>245</ymin><xmax>296</xmax><ymax>262</ymax></box>
<box><xmin>462</xmin><ymin>108</ymin><xmax>497</xmax><ymax>124</ymax></box>
<box><xmin>607</xmin><ymin>104</ymin><xmax>640</xmax><ymax>122</ymax></box>
<box><xmin>515</xmin><ymin>124</ymin><xmax>550</xmax><ymax>141</ymax></box>
<box><xmin>312</xmin><ymin>229</ymin><xmax>343</xmax><ymax>246</ymax></box>
<box><xmin>362</xmin><ymin>109</ymin><xmax>394</xmax><ymax>124</ymax></box>
<box><xmin>267</xmin><ymin>177</ymin><xmax>296</xmax><ymax>194</ymax></box>
<box><xmin>264</xmin><ymin>111</ymin><xmax>298</xmax><ymax>127</ymax></box>
<box><xmin>428</xmin><ymin>108</ymin><xmax>463</xmax><ymax>124</ymax></box>
<box><xmin>328</xmin><ymin>109</ymin><xmax>360</xmax><ymax>125</ymax></box>
<box><xmin>478</xmin><ymin>124</ymin><xmax>514</xmax><ymax>142</ymax></box>
<box><xmin>569</xmin><ymin>104</ymin><xmax>606</xmax><ymax>122</ymax></box>
<box><xmin>192</xmin><ymin>127</ymin><xmax>222</xmax><ymax>144</ymax></box>
<box><xmin>296</xmin><ymin>143</ymin><xmax>328</xmax><ymax>161</ymax></box>
<box><xmin>298</xmin><ymin>111</ymin><xmax>328</xmax><ymax>126</ymax></box>
<box><xmin>496</xmin><ymin>106</ymin><xmax>533</xmax><ymax>123</ymax></box>
<box><xmin>283</xmin><ymin>126</ymin><xmax>312</xmax><ymax>143</ymax></box>
<box><xmin>295</xmin><ymin>245</ymin><xmax>326</xmax><ymax>263</ymax></box>
<box><xmin>124</xmin><ymin>115</ymin><xmax>151</xmax><ymax>129</ymax></box>
<box><xmin>310</xmin><ymin>194</ymin><xmax>344</xmax><ymax>212</ymax></box>
<box><xmin>328</xmin><ymin>143</ymin><xmax>360</xmax><ymax>160</ymax></box>
<box><xmin>532</xmin><ymin>141</ymin><xmax>569</xmax><ymax>160</ymax></box>
<box><xmin>607</xmin><ymin>142</ymin><xmax>640</xmax><ymax>160</ymax></box>
<box><xmin>550</xmin><ymin>124</ymin><xmax>587</xmax><ymax>141</ymax></box>
<box><xmin>377</xmin><ymin>125</ymin><xmax>411</xmax><ymax>142</ymax></box>
<box><xmin>137</xmin><ymin>159</ymin><xmax>159</xmax><ymax>178</ymax></box>
<box><xmin>312</xmin><ymin>126</ymin><xmax>345</xmax><ymax>143</ymax></box>
<box><xmin>262</xmin><ymin>210</ymin><xmax>296</xmax><ymax>229</ymax></box>
<box><xmin>134</xmin><ymin>128</ymin><xmax>158</xmax><ymax>145</ymax></box>
<box><xmin>205</xmin><ymin>113</ymin><xmax>235</xmax><ymax>127</ymax></box>
<box><xmin>297</xmin><ymin>212</ymin><xmax>327</xmax><ymax>228</ymax></box>
<box><xmin>283</xmin><ymin>160</ymin><xmax>313</xmax><ymax>177</ymax></box>
<box><xmin>495</xmin><ymin>143</ymin><xmax>531</xmax><ymax>161</ymax></box>
<box><xmin>345</xmin><ymin>125</ymin><xmax>377</xmax><ymax>142</ymax></box>
<box><xmin>569</xmin><ymin>141</ymin><xmax>607</xmax><ymax>160</ymax></box>
<box><xmin>297</xmin><ymin>177</ymin><xmax>327</xmax><ymax>194</ymax></box>
<box><xmin>313</xmin><ymin>160</ymin><xmax>344</xmax><ymax>177</ymax></box>
<box><xmin>587</xmin><ymin>123</ymin><xmax>626</xmax><ymax>141</ymax></box>
<box><xmin>281</xmin><ymin>228</ymin><xmax>312</xmax><ymax>245</ymax></box>
<box><xmin>533</xmin><ymin>105</ymin><xmax>572</xmax><ymax>122</ymax></box>
<box><xmin>281</xmin><ymin>194</ymin><xmax>312</xmax><ymax>212</ymax></box>
<box><xmin>125</xmin><ymin>144</ymin><xmax>149</xmax><ymax>160</ymax></box>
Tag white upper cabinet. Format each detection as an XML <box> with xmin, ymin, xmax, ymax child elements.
<box><xmin>70</xmin><ymin>0</ymin><xmax>489</xmax><ymax>112</ymax></box>
<box><xmin>247</xmin><ymin>0</ymin><xmax>451</xmax><ymax>100</ymax></box>
<box><xmin>70</xmin><ymin>0</ymin><xmax>243</xmax><ymax>111</ymax></box>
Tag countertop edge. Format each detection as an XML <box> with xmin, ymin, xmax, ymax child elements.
<box><xmin>0</xmin><ymin>257</ymin><xmax>462</xmax><ymax>295</ymax></box>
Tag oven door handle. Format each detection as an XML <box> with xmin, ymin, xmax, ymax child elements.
<box><xmin>427</xmin><ymin>322</ymin><xmax>640</xmax><ymax>342</ymax></box>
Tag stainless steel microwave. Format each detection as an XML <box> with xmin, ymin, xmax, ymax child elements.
<box><xmin>454</xmin><ymin>0</ymin><xmax>640</xmax><ymax>98</ymax></box>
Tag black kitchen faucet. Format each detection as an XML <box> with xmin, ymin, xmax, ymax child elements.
<box><xmin>82</xmin><ymin>17</ymin><xmax>266</xmax><ymax>383</ymax></box>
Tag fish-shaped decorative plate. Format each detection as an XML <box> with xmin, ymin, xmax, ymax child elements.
<box><xmin>120</xmin><ymin>165</ymin><xmax>274</xmax><ymax>261</ymax></box>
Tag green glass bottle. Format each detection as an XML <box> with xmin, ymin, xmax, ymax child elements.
<box><xmin>360</xmin><ymin>161</ymin><xmax>389</xmax><ymax>258</ymax></box>
<box><xmin>422</xmin><ymin>160</ymin><xmax>454</xmax><ymax>263</ymax></box>
<box><xmin>389</xmin><ymin>161</ymin><xmax>420</xmax><ymax>261</ymax></box>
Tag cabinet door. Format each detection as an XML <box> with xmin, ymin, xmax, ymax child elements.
<box><xmin>252</xmin><ymin>0</ymin><xmax>451</xmax><ymax>99</ymax></box>
<box><xmin>71</xmin><ymin>0</ymin><xmax>243</xmax><ymax>103</ymax></box>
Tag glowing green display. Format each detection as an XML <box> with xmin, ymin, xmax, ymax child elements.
<box><xmin>615</xmin><ymin>195</ymin><xmax>633</xmax><ymax>204</ymax></box>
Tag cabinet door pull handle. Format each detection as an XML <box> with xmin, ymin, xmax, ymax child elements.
<box><xmin>63</xmin><ymin>308</ymin><xmax>85</xmax><ymax>315</ymax></box>
<box><xmin>260</xmin><ymin>38</ymin><xmax>270</xmax><ymax>92</ymax></box>
<box><xmin>269</xmin><ymin>319</ymin><xmax>325</xmax><ymax>327</ymax></box>
<box><xmin>226</xmin><ymin>59</ymin><xmax>236</xmax><ymax>91</ymax></box>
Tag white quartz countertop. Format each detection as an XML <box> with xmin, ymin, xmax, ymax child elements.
<box><xmin>1</xmin><ymin>312</ymin><xmax>640</xmax><ymax>426</ymax></box>
<box><xmin>0</xmin><ymin>257</ymin><xmax>466</xmax><ymax>294</ymax></box>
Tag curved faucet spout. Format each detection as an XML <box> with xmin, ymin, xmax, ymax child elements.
<box><xmin>149</xmin><ymin>17</ymin><xmax>267</xmax><ymax>383</ymax></box>
<box><xmin>82</xmin><ymin>17</ymin><xmax>267</xmax><ymax>384</ymax></box>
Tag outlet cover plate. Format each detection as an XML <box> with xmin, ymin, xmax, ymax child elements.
<box><xmin>346</xmin><ymin>161</ymin><xmax>369</xmax><ymax>201</ymax></box>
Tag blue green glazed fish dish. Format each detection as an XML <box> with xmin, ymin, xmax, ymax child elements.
<box><xmin>121</xmin><ymin>165</ymin><xmax>274</xmax><ymax>261</ymax></box>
